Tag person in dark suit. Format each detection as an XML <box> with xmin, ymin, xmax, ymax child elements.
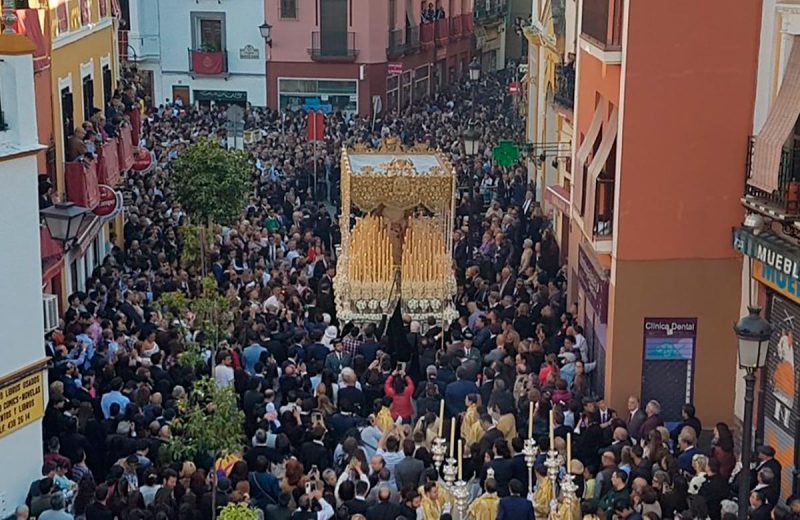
<box><xmin>638</xmin><ymin>400</ymin><xmax>664</xmax><ymax>442</ymax></box>
<box><xmin>700</xmin><ymin>459</ymin><xmax>731</xmax><ymax>520</ymax></box>
<box><xmin>343</xmin><ymin>480</ymin><xmax>369</xmax><ymax>516</ymax></box>
<box><xmin>625</xmin><ymin>396</ymin><xmax>647</xmax><ymax>443</ymax></box>
<box><xmin>482</xmin><ymin>439</ymin><xmax>515</xmax><ymax>497</ymax></box>
<box><xmin>323</xmin><ymin>339</ymin><xmax>351</xmax><ymax>376</ymax></box>
<box><xmin>453</xmin><ymin>229</ymin><xmax>469</xmax><ymax>271</ymax></box>
<box><xmin>337</xmin><ymin>369</ymin><xmax>367</xmax><ymax>417</ymax></box>
<box><xmin>328</xmin><ymin>401</ymin><xmax>363</xmax><ymax>444</ymax></box>
<box><xmin>394</xmin><ymin>438</ymin><xmax>425</xmax><ymax>494</ymax></box>
<box><xmin>366</xmin><ymin>485</ymin><xmax>400</xmax><ymax>520</ymax></box>
<box><xmin>670</xmin><ymin>403</ymin><xmax>703</xmax><ymax>444</ymax></box>
<box><xmin>444</xmin><ymin>366</ymin><xmax>479</xmax><ymax>417</ymax></box>
<box><xmin>478</xmin><ymin>414</ymin><xmax>505</xmax><ymax>459</ymax></box>
<box><xmin>498</xmin><ymin>479</ymin><xmax>534</xmax><ymax>520</ymax></box>
<box><xmin>510</xmin><ymin>437</ymin><xmax>529</xmax><ymax>490</ymax></box>
<box><xmin>299</xmin><ymin>426</ymin><xmax>331</xmax><ymax>471</ymax></box>
<box><xmin>599</xmin><ymin>427</ymin><xmax>631</xmax><ymax>463</ymax></box>
<box><xmin>752</xmin><ymin>445</ymin><xmax>782</xmax><ymax>497</ymax></box>
<box><xmin>749</xmin><ymin>490</ymin><xmax>772</xmax><ymax>520</ymax></box>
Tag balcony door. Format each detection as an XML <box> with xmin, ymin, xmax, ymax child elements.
<box><xmin>61</xmin><ymin>87</ymin><xmax>74</xmax><ymax>154</ymax></box>
<box><xmin>320</xmin><ymin>0</ymin><xmax>348</xmax><ymax>56</ymax></box>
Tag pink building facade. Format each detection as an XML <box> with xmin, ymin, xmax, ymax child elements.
<box><xmin>266</xmin><ymin>0</ymin><xmax>473</xmax><ymax>115</ymax></box>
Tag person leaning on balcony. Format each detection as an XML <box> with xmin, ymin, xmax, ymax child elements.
<box><xmin>422</xmin><ymin>2</ymin><xmax>435</xmax><ymax>23</ymax></box>
<box><xmin>66</xmin><ymin>127</ymin><xmax>90</xmax><ymax>163</ymax></box>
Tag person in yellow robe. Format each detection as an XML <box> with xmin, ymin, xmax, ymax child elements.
<box><xmin>375</xmin><ymin>402</ymin><xmax>394</xmax><ymax>434</ymax></box>
<box><xmin>467</xmin><ymin>478</ymin><xmax>500</xmax><ymax>520</ymax></box>
<box><xmin>421</xmin><ymin>481</ymin><xmax>443</xmax><ymax>520</ymax></box>
<box><xmin>462</xmin><ymin>396</ymin><xmax>483</xmax><ymax>448</ymax></box>
<box><xmin>533</xmin><ymin>465</ymin><xmax>554</xmax><ymax>520</ymax></box>
<box><xmin>418</xmin><ymin>469</ymin><xmax>452</xmax><ymax>512</ymax></box>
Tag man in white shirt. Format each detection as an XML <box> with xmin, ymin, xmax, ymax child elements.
<box><xmin>214</xmin><ymin>352</ymin><xmax>235</xmax><ymax>388</ymax></box>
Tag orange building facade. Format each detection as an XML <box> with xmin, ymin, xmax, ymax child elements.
<box><xmin>567</xmin><ymin>0</ymin><xmax>761</xmax><ymax>425</ymax></box>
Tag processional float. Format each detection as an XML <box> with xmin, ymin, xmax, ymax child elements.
<box><xmin>334</xmin><ymin>138</ymin><xmax>458</xmax><ymax>323</ymax></box>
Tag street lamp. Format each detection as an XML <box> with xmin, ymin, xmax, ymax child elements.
<box><xmin>469</xmin><ymin>59</ymin><xmax>481</xmax><ymax>82</ymax></box>
<box><xmin>734</xmin><ymin>305</ymin><xmax>772</xmax><ymax>520</ymax></box>
<box><xmin>259</xmin><ymin>22</ymin><xmax>272</xmax><ymax>47</ymax></box>
<box><xmin>463</xmin><ymin>126</ymin><xmax>480</xmax><ymax>157</ymax></box>
<box><xmin>40</xmin><ymin>202</ymin><xmax>91</xmax><ymax>250</ymax></box>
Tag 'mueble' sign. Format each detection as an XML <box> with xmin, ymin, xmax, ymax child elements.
<box><xmin>733</xmin><ymin>228</ymin><xmax>800</xmax><ymax>279</ymax></box>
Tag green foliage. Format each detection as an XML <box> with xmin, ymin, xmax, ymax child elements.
<box><xmin>192</xmin><ymin>276</ymin><xmax>235</xmax><ymax>349</ymax></box>
<box><xmin>166</xmin><ymin>376</ymin><xmax>245</xmax><ymax>462</ymax></box>
<box><xmin>218</xmin><ymin>503</ymin><xmax>259</xmax><ymax>520</ymax></box>
<box><xmin>180</xmin><ymin>224</ymin><xmax>204</xmax><ymax>270</ymax></box>
<box><xmin>172</xmin><ymin>139</ymin><xmax>252</xmax><ymax>226</ymax></box>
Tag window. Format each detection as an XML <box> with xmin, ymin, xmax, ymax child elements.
<box><xmin>82</xmin><ymin>75</ymin><xmax>95</xmax><ymax>121</ymax></box>
<box><xmin>191</xmin><ymin>13</ymin><xmax>225</xmax><ymax>51</ymax></box>
<box><xmin>61</xmin><ymin>87</ymin><xmax>74</xmax><ymax>151</ymax></box>
<box><xmin>56</xmin><ymin>1</ymin><xmax>69</xmax><ymax>34</ymax></box>
<box><xmin>280</xmin><ymin>0</ymin><xmax>297</xmax><ymax>18</ymax></box>
<box><xmin>102</xmin><ymin>65</ymin><xmax>112</xmax><ymax>104</ymax></box>
<box><xmin>79</xmin><ymin>0</ymin><xmax>91</xmax><ymax>25</ymax></box>
<box><xmin>98</xmin><ymin>0</ymin><xmax>108</xmax><ymax>17</ymax></box>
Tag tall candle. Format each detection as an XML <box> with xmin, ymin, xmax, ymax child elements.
<box><xmin>438</xmin><ymin>400</ymin><xmax>445</xmax><ymax>437</ymax></box>
<box><xmin>458</xmin><ymin>439</ymin><xmax>463</xmax><ymax>481</ymax></box>
<box><xmin>449</xmin><ymin>417</ymin><xmax>456</xmax><ymax>458</ymax></box>
<box><xmin>528</xmin><ymin>401</ymin><xmax>534</xmax><ymax>439</ymax></box>
<box><xmin>549</xmin><ymin>409</ymin><xmax>555</xmax><ymax>450</ymax></box>
<box><xmin>567</xmin><ymin>432</ymin><xmax>572</xmax><ymax>466</ymax></box>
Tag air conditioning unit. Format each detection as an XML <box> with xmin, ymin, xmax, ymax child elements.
<box><xmin>43</xmin><ymin>294</ymin><xmax>59</xmax><ymax>333</ymax></box>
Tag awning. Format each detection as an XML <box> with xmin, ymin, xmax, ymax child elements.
<box><xmin>573</xmin><ymin>102</ymin><xmax>603</xmax><ymax>214</ymax></box>
<box><xmin>545</xmin><ymin>185</ymin><xmax>571</xmax><ymax>215</ymax></box>
<box><xmin>751</xmin><ymin>35</ymin><xmax>800</xmax><ymax>194</ymax></box>
<box><xmin>583</xmin><ymin>106</ymin><xmax>618</xmax><ymax>234</ymax></box>
<box><xmin>14</xmin><ymin>9</ymin><xmax>50</xmax><ymax>72</ymax></box>
<box><xmin>75</xmin><ymin>215</ymin><xmax>104</xmax><ymax>257</ymax></box>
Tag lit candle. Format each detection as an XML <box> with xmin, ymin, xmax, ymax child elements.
<box><xmin>549</xmin><ymin>409</ymin><xmax>555</xmax><ymax>450</ymax></box>
<box><xmin>567</xmin><ymin>432</ymin><xmax>572</xmax><ymax>466</ymax></box>
<box><xmin>458</xmin><ymin>439</ymin><xmax>463</xmax><ymax>481</ymax></box>
<box><xmin>438</xmin><ymin>400</ymin><xmax>445</xmax><ymax>437</ymax></box>
<box><xmin>449</xmin><ymin>417</ymin><xmax>456</xmax><ymax>458</ymax></box>
<box><xmin>528</xmin><ymin>401</ymin><xmax>534</xmax><ymax>439</ymax></box>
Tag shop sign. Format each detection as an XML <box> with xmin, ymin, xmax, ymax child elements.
<box><xmin>0</xmin><ymin>371</ymin><xmax>45</xmax><ymax>439</ymax></box>
<box><xmin>93</xmin><ymin>184</ymin><xmax>123</xmax><ymax>221</ymax></box>
<box><xmin>239</xmin><ymin>44</ymin><xmax>259</xmax><ymax>60</ymax></box>
<box><xmin>643</xmin><ymin>318</ymin><xmax>697</xmax><ymax>361</ymax></box>
<box><xmin>388</xmin><ymin>62</ymin><xmax>403</xmax><ymax>75</ymax></box>
<box><xmin>577</xmin><ymin>244</ymin><xmax>609</xmax><ymax>323</ymax></box>
<box><xmin>733</xmin><ymin>228</ymin><xmax>800</xmax><ymax>280</ymax></box>
<box><xmin>753</xmin><ymin>261</ymin><xmax>800</xmax><ymax>305</ymax></box>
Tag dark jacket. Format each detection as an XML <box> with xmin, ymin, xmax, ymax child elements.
<box><xmin>483</xmin><ymin>457</ymin><xmax>515</xmax><ymax>497</ymax></box>
<box><xmin>445</xmin><ymin>379</ymin><xmax>479</xmax><ymax>416</ymax></box>
<box><xmin>699</xmin><ymin>473</ymin><xmax>730</xmax><ymax>520</ymax></box>
<box><xmin>366</xmin><ymin>501</ymin><xmax>400</xmax><ymax>520</ymax></box>
<box><xmin>300</xmin><ymin>440</ymin><xmax>331</xmax><ymax>471</ymax></box>
<box><xmin>497</xmin><ymin>495</ymin><xmax>534</xmax><ymax>520</ymax></box>
<box><xmin>394</xmin><ymin>456</ymin><xmax>425</xmax><ymax>493</ymax></box>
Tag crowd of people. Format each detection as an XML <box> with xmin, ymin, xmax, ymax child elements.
<box><xmin>24</xmin><ymin>64</ymin><xmax>792</xmax><ymax>520</ymax></box>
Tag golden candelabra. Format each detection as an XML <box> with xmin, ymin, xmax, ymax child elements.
<box><xmin>348</xmin><ymin>215</ymin><xmax>393</xmax><ymax>283</ymax></box>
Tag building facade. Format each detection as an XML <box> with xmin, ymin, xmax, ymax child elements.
<box><xmin>732</xmin><ymin>1</ymin><xmax>800</xmax><ymax>499</ymax></box>
<box><xmin>122</xmin><ymin>0</ymin><xmax>268</xmax><ymax>107</ymax></box>
<box><xmin>265</xmin><ymin>0</ymin><xmax>473</xmax><ymax>116</ymax></box>
<box><xmin>0</xmin><ymin>27</ymin><xmax>49</xmax><ymax>516</ymax></box>
<box><xmin>566</xmin><ymin>0</ymin><xmax>760</xmax><ymax>425</ymax></box>
<box><xmin>474</xmin><ymin>0</ymin><xmax>508</xmax><ymax>72</ymax></box>
<box><xmin>523</xmin><ymin>0</ymin><xmax>572</xmax><ymax>262</ymax></box>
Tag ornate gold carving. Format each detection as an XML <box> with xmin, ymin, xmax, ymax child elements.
<box><xmin>350</xmin><ymin>175</ymin><xmax>453</xmax><ymax>211</ymax></box>
<box><xmin>378</xmin><ymin>136</ymin><xmax>404</xmax><ymax>152</ymax></box>
<box><xmin>352</xmin><ymin>143</ymin><xmax>370</xmax><ymax>152</ymax></box>
<box><xmin>377</xmin><ymin>158</ymin><xmax>417</xmax><ymax>176</ymax></box>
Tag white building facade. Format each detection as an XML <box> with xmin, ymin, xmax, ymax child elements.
<box><xmin>124</xmin><ymin>0</ymin><xmax>268</xmax><ymax>107</ymax></box>
<box><xmin>0</xmin><ymin>31</ymin><xmax>48</xmax><ymax>515</ymax></box>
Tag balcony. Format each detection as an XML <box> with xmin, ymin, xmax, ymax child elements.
<box><xmin>388</xmin><ymin>29</ymin><xmax>405</xmax><ymax>58</ymax></box>
<box><xmin>434</xmin><ymin>18</ymin><xmax>449</xmax><ymax>46</ymax></box>
<box><xmin>581</xmin><ymin>0</ymin><xmax>622</xmax><ymax>53</ymax></box>
<box><xmin>592</xmin><ymin>178</ymin><xmax>615</xmax><ymax>240</ymax></box>
<box><xmin>420</xmin><ymin>23</ymin><xmax>435</xmax><ymax>49</ymax></box>
<box><xmin>449</xmin><ymin>15</ymin><xmax>463</xmax><ymax>40</ymax></box>
<box><xmin>309</xmin><ymin>32</ymin><xmax>358</xmax><ymax>62</ymax></box>
<box><xmin>474</xmin><ymin>1</ymin><xmax>507</xmax><ymax>25</ymax></box>
<box><xmin>405</xmin><ymin>25</ymin><xmax>421</xmax><ymax>53</ymax></box>
<box><xmin>97</xmin><ymin>138</ymin><xmax>120</xmax><ymax>186</ymax></box>
<box><xmin>188</xmin><ymin>49</ymin><xmax>228</xmax><ymax>76</ymax></box>
<box><xmin>65</xmin><ymin>160</ymin><xmax>100</xmax><ymax>210</ymax></box>
<box><xmin>744</xmin><ymin>137</ymin><xmax>800</xmax><ymax>218</ymax></box>
<box><xmin>554</xmin><ymin>63</ymin><xmax>575</xmax><ymax>110</ymax></box>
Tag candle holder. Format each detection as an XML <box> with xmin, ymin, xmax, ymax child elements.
<box><xmin>442</xmin><ymin>457</ymin><xmax>458</xmax><ymax>489</ymax></box>
<box><xmin>523</xmin><ymin>438</ymin><xmax>538</xmax><ymax>496</ymax></box>
<box><xmin>450</xmin><ymin>479</ymin><xmax>470</xmax><ymax>520</ymax></box>
<box><xmin>544</xmin><ymin>450</ymin><xmax>564</xmax><ymax>497</ymax></box>
<box><xmin>559</xmin><ymin>471</ymin><xmax>580</xmax><ymax>520</ymax></box>
<box><xmin>432</xmin><ymin>437</ymin><xmax>447</xmax><ymax>474</ymax></box>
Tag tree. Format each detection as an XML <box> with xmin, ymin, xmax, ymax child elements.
<box><xmin>218</xmin><ymin>503</ymin><xmax>259</xmax><ymax>520</ymax></box>
<box><xmin>172</xmin><ymin>138</ymin><xmax>252</xmax><ymax>227</ymax></box>
<box><xmin>166</xmin><ymin>376</ymin><xmax>245</xmax><ymax>463</ymax></box>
